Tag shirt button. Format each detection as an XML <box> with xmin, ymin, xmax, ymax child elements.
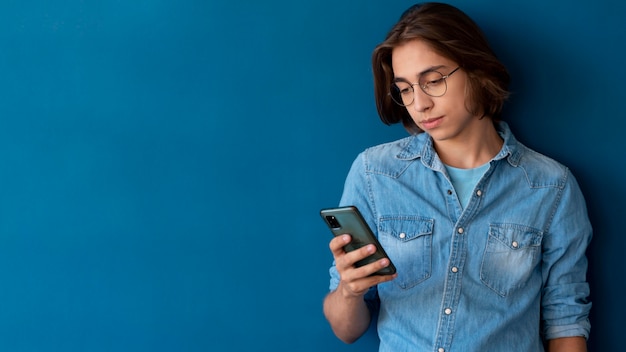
<box><xmin>447</xmin><ymin>189</ymin><xmax>453</xmax><ymax>195</ymax></box>
<box><xmin>457</xmin><ymin>227</ymin><xmax>464</xmax><ymax>234</ymax></box>
<box><xmin>512</xmin><ymin>241</ymin><xmax>519</xmax><ymax>248</ymax></box>
<box><xmin>451</xmin><ymin>267</ymin><xmax>458</xmax><ymax>273</ymax></box>
<box><xmin>444</xmin><ymin>308</ymin><xmax>452</xmax><ymax>315</ymax></box>
<box><xmin>399</xmin><ymin>232</ymin><xmax>406</xmax><ymax>239</ymax></box>
<box><xmin>438</xmin><ymin>348</ymin><xmax>445</xmax><ymax>352</ymax></box>
<box><xmin>476</xmin><ymin>189</ymin><xmax>482</xmax><ymax>196</ymax></box>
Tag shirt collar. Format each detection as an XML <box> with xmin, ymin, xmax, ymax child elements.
<box><xmin>395</xmin><ymin>121</ymin><xmax>523</xmax><ymax>168</ymax></box>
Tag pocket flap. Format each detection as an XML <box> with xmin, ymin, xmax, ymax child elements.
<box><xmin>379</xmin><ymin>217</ymin><xmax>434</xmax><ymax>242</ymax></box>
<box><xmin>488</xmin><ymin>223</ymin><xmax>543</xmax><ymax>250</ymax></box>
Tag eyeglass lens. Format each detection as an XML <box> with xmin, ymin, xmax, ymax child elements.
<box><xmin>390</xmin><ymin>71</ymin><xmax>448</xmax><ymax>106</ymax></box>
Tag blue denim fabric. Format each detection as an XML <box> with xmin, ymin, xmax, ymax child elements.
<box><xmin>328</xmin><ymin>122</ymin><xmax>592</xmax><ymax>352</ymax></box>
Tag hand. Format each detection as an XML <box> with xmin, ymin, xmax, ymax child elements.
<box><xmin>329</xmin><ymin>234</ymin><xmax>397</xmax><ymax>299</ymax></box>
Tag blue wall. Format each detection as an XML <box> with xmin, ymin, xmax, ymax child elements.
<box><xmin>0</xmin><ymin>1</ymin><xmax>623</xmax><ymax>351</ymax></box>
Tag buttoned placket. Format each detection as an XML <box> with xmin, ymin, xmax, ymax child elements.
<box><xmin>434</xmin><ymin>175</ymin><xmax>488</xmax><ymax>351</ymax></box>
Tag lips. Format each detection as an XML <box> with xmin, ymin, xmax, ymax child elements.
<box><xmin>420</xmin><ymin>116</ymin><xmax>443</xmax><ymax>130</ymax></box>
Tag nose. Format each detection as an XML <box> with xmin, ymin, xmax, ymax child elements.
<box><xmin>412</xmin><ymin>85</ymin><xmax>433</xmax><ymax>112</ymax></box>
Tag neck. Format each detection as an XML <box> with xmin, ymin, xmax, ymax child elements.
<box><xmin>433</xmin><ymin>119</ymin><xmax>503</xmax><ymax>169</ymax></box>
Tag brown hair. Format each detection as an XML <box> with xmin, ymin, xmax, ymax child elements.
<box><xmin>372</xmin><ymin>2</ymin><xmax>510</xmax><ymax>134</ymax></box>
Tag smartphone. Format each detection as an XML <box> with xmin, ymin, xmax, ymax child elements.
<box><xmin>320</xmin><ymin>206</ymin><xmax>396</xmax><ymax>276</ymax></box>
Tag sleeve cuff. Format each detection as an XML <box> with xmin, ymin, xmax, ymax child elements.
<box><xmin>543</xmin><ymin>319</ymin><xmax>590</xmax><ymax>340</ymax></box>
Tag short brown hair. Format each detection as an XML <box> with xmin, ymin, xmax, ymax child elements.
<box><xmin>372</xmin><ymin>2</ymin><xmax>510</xmax><ymax>134</ymax></box>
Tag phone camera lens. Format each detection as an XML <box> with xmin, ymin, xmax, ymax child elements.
<box><xmin>326</xmin><ymin>215</ymin><xmax>341</xmax><ymax>229</ymax></box>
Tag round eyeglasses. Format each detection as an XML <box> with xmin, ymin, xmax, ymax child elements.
<box><xmin>389</xmin><ymin>66</ymin><xmax>460</xmax><ymax>106</ymax></box>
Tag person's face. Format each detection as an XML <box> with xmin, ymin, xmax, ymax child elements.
<box><xmin>391</xmin><ymin>40</ymin><xmax>479</xmax><ymax>142</ymax></box>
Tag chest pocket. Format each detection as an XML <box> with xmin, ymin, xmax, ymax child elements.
<box><xmin>378</xmin><ymin>217</ymin><xmax>434</xmax><ymax>289</ymax></box>
<box><xmin>480</xmin><ymin>223</ymin><xmax>543</xmax><ymax>297</ymax></box>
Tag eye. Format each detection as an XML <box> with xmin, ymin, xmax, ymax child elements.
<box><xmin>421</xmin><ymin>72</ymin><xmax>445</xmax><ymax>89</ymax></box>
<box><xmin>393</xmin><ymin>83</ymin><xmax>412</xmax><ymax>95</ymax></box>
<box><xmin>426</xmin><ymin>78</ymin><xmax>444</xmax><ymax>86</ymax></box>
<box><xmin>400</xmin><ymin>87</ymin><xmax>412</xmax><ymax>95</ymax></box>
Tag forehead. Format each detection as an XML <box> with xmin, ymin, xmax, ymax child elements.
<box><xmin>391</xmin><ymin>40</ymin><xmax>453</xmax><ymax>78</ymax></box>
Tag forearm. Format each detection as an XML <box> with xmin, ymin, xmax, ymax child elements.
<box><xmin>546</xmin><ymin>337</ymin><xmax>587</xmax><ymax>352</ymax></box>
<box><xmin>323</xmin><ymin>285</ymin><xmax>372</xmax><ymax>344</ymax></box>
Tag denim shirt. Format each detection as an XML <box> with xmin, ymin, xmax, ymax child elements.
<box><xmin>328</xmin><ymin>122</ymin><xmax>592</xmax><ymax>352</ymax></box>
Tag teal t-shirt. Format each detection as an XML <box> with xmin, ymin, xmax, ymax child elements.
<box><xmin>444</xmin><ymin>163</ymin><xmax>490</xmax><ymax>209</ymax></box>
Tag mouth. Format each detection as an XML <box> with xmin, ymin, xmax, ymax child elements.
<box><xmin>419</xmin><ymin>116</ymin><xmax>443</xmax><ymax>129</ymax></box>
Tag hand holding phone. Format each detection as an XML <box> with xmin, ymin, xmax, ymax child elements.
<box><xmin>321</xmin><ymin>206</ymin><xmax>396</xmax><ymax>276</ymax></box>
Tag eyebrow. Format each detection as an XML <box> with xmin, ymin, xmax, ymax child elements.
<box><xmin>392</xmin><ymin>65</ymin><xmax>447</xmax><ymax>83</ymax></box>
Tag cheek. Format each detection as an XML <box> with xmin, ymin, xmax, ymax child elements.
<box><xmin>404</xmin><ymin>106</ymin><xmax>422</xmax><ymax>124</ymax></box>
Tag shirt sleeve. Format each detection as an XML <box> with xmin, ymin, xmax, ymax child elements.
<box><xmin>541</xmin><ymin>168</ymin><xmax>592</xmax><ymax>340</ymax></box>
<box><xmin>328</xmin><ymin>151</ymin><xmax>380</xmax><ymax>313</ymax></box>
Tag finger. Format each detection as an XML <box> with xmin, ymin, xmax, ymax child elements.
<box><xmin>329</xmin><ymin>234</ymin><xmax>351</xmax><ymax>255</ymax></box>
<box><xmin>342</xmin><ymin>243</ymin><xmax>376</xmax><ymax>267</ymax></box>
<box><xmin>351</xmin><ymin>256</ymin><xmax>393</xmax><ymax>278</ymax></box>
<box><xmin>334</xmin><ymin>243</ymin><xmax>374</xmax><ymax>273</ymax></box>
<box><xmin>340</xmin><ymin>262</ymin><xmax>397</xmax><ymax>296</ymax></box>
<box><xmin>340</xmin><ymin>255</ymin><xmax>394</xmax><ymax>285</ymax></box>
